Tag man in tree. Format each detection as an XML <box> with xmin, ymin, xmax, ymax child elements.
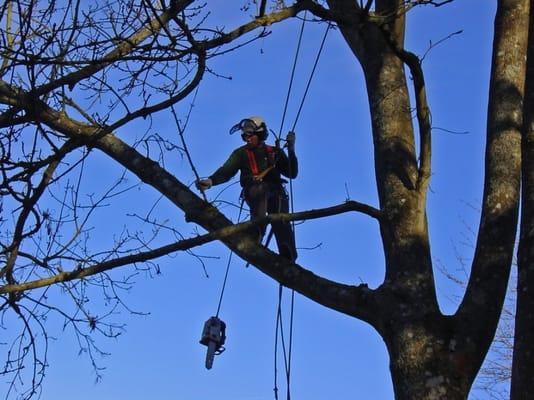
<box><xmin>196</xmin><ymin>116</ymin><xmax>298</xmax><ymax>261</ymax></box>
<box><xmin>1</xmin><ymin>1</ymin><xmax>530</xmax><ymax>398</ymax></box>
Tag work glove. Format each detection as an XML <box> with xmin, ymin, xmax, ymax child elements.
<box><xmin>286</xmin><ymin>131</ymin><xmax>296</xmax><ymax>152</ymax></box>
<box><xmin>196</xmin><ymin>178</ymin><xmax>213</xmax><ymax>191</ymax></box>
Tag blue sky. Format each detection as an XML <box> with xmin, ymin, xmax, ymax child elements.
<box><xmin>15</xmin><ymin>1</ymin><xmax>507</xmax><ymax>399</ymax></box>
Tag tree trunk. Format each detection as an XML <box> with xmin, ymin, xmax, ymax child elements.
<box><xmin>325</xmin><ymin>0</ymin><xmax>527</xmax><ymax>398</ymax></box>
<box><xmin>385</xmin><ymin>321</ymin><xmax>471</xmax><ymax>400</ymax></box>
<box><xmin>512</xmin><ymin>1</ymin><xmax>534</xmax><ymax>397</ymax></box>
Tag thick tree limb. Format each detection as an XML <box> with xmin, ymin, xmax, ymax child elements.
<box><xmin>512</xmin><ymin>0</ymin><xmax>534</xmax><ymax>395</ymax></box>
<box><xmin>379</xmin><ymin>30</ymin><xmax>432</xmax><ymax>194</ymax></box>
<box><xmin>457</xmin><ymin>0</ymin><xmax>527</xmax><ymax>358</ymax></box>
<box><xmin>0</xmin><ymin>84</ymin><xmax>382</xmax><ymax>323</ymax></box>
<box><xmin>0</xmin><ymin>0</ymin><xmax>14</xmax><ymax>75</ymax></box>
<box><xmin>94</xmin><ymin>135</ymin><xmax>380</xmax><ymax>323</ymax></box>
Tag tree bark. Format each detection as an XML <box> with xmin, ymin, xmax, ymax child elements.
<box><xmin>323</xmin><ymin>0</ymin><xmax>527</xmax><ymax>398</ymax></box>
<box><xmin>512</xmin><ymin>1</ymin><xmax>534</xmax><ymax>397</ymax></box>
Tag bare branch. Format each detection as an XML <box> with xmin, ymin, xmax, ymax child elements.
<box><xmin>377</xmin><ymin>25</ymin><xmax>432</xmax><ymax>194</ymax></box>
<box><xmin>0</xmin><ymin>199</ymin><xmax>380</xmax><ymax>295</ymax></box>
<box><xmin>34</xmin><ymin>0</ymin><xmax>194</xmax><ymax>95</ymax></box>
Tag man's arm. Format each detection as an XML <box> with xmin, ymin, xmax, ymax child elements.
<box><xmin>278</xmin><ymin>132</ymin><xmax>298</xmax><ymax>179</ymax></box>
<box><xmin>209</xmin><ymin>148</ymin><xmax>242</xmax><ymax>185</ymax></box>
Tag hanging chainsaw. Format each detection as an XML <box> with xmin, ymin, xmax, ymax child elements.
<box><xmin>199</xmin><ymin>316</ymin><xmax>226</xmax><ymax>369</ymax></box>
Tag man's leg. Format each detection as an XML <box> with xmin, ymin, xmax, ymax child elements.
<box><xmin>269</xmin><ymin>188</ymin><xmax>297</xmax><ymax>261</ymax></box>
<box><xmin>244</xmin><ymin>183</ymin><xmax>268</xmax><ymax>242</ymax></box>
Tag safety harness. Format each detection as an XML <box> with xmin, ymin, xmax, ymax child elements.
<box><xmin>245</xmin><ymin>144</ymin><xmax>276</xmax><ymax>181</ymax></box>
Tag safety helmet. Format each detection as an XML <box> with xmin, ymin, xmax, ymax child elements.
<box><xmin>229</xmin><ymin>116</ymin><xmax>268</xmax><ymax>141</ymax></box>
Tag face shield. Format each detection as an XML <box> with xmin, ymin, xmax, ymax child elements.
<box><xmin>229</xmin><ymin>118</ymin><xmax>263</xmax><ymax>136</ymax></box>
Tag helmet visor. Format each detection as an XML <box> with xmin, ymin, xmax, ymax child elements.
<box><xmin>229</xmin><ymin>118</ymin><xmax>260</xmax><ymax>135</ymax></box>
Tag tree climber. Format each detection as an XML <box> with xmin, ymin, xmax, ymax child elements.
<box><xmin>196</xmin><ymin>116</ymin><xmax>298</xmax><ymax>261</ymax></box>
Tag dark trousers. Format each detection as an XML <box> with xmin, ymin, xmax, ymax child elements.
<box><xmin>243</xmin><ymin>182</ymin><xmax>297</xmax><ymax>262</ymax></box>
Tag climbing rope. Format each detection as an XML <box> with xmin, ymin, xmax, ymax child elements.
<box><xmin>215</xmin><ymin>199</ymin><xmax>245</xmax><ymax>317</ymax></box>
<box><xmin>198</xmin><ymin>200</ymin><xmax>245</xmax><ymax>370</ymax></box>
<box><xmin>273</xmin><ymin>12</ymin><xmax>307</xmax><ymax>399</ymax></box>
<box><xmin>197</xmin><ymin>7</ymin><xmax>331</xmax><ymax>389</ymax></box>
<box><xmin>278</xmin><ymin>13</ymin><xmax>308</xmax><ymax>138</ymax></box>
<box><xmin>290</xmin><ymin>21</ymin><xmax>332</xmax><ymax>132</ymax></box>
<box><xmin>273</xmin><ymin>13</ymin><xmax>332</xmax><ymax>400</ymax></box>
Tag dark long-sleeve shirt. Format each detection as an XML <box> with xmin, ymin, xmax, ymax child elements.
<box><xmin>210</xmin><ymin>143</ymin><xmax>298</xmax><ymax>187</ymax></box>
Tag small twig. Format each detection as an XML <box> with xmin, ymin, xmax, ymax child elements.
<box><xmin>432</xmin><ymin>126</ymin><xmax>469</xmax><ymax>135</ymax></box>
<box><xmin>420</xmin><ymin>30</ymin><xmax>463</xmax><ymax>62</ymax></box>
